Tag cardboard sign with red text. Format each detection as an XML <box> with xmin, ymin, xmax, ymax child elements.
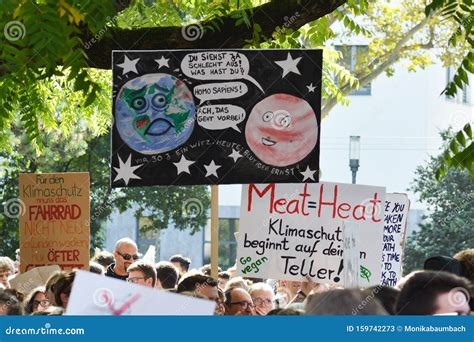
<box><xmin>236</xmin><ymin>182</ymin><xmax>386</xmax><ymax>286</ymax></box>
<box><xmin>19</xmin><ymin>173</ymin><xmax>90</xmax><ymax>272</ymax></box>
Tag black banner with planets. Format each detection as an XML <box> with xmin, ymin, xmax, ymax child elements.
<box><xmin>111</xmin><ymin>49</ymin><xmax>322</xmax><ymax>187</ymax></box>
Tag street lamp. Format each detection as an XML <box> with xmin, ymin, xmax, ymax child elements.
<box><xmin>349</xmin><ymin>136</ymin><xmax>360</xmax><ymax>184</ymax></box>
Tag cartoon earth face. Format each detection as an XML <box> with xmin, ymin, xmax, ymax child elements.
<box><xmin>245</xmin><ymin>94</ymin><xmax>318</xmax><ymax>167</ymax></box>
<box><xmin>115</xmin><ymin>74</ymin><xmax>195</xmax><ymax>155</ymax></box>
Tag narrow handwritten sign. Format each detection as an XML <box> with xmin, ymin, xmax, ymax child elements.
<box><xmin>19</xmin><ymin>173</ymin><xmax>90</xmax><ymax>272</ymax></box>
<box><xmin>236</xmin><ymin>182</ymin><xmax>386</xmax><ymax>286</ymax></box>
<box><xmin>66</xmin><ymin>271</ymin><xmax>215</xmax><ymax>315</ymax></box>
<box><xmin>381</xmin><ymin>193</ymin><xmax>410</xmax><ymax>286</ymax></box>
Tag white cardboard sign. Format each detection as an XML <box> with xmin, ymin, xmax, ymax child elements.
<box><xmin>381</xmin><ymin>193</ymin><xmax>410</xmax><ymax>286</ymax></box>
<box><xmin>236</xmin><ymin>182</ymin><xmax>386</xmax><ymax>286</ymax></box>
<box><xmin>66</xmin><ymin>271</ymin><xmax>215</xmax><ymax>315</ymax></box>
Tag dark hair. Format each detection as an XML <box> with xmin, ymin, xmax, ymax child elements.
<box><xmin>127</xmin><ymin>261</ymin><xmax>157</xmax><ymax>287</ymax></box>
<box><xmin>0</xmin><ymin>289</ymin><xmax>22</xmax><ymax>315</ymax></box>
<box><xmin>362</xmin><ymin>286</ymin><xmax>400</xmax><ymax>315</ymax></box>
<box><xmin>223</xmin><ymin>288</ymin><xmax>234</xmax><ymax>306</ymax></box>
<box><xmin>45</xmin><ymin>272</ymin><xmax>62</xmax><ymax>295</ymax></box>
<box><xmin>89</xmin><ymin>261</ymin><xmax>104</xmax><ymax>275</ymax></box>
<box><xmin>177</xmin><ymin>274</ymin><xmax>217</xmax><ymax>293</ymax></box>
<box><xmin>169</xmin><ymin>255</ymin><xmax>191</xmax><ymax>271</ymax></box>
<box><xmin>155</xmin><ymin>261</ymin><xmax>178</xmax><ymax>289</ymax></box>
<box><xmin>23</xmin><ymin>286</ymin><xmax>46</xmax><ymax>315</ymax></box>
<box><xmin>305</xmin><ymin>289</ymin><xmax>387</xmax><ymax>315</ymax></box>
<box><xmin>92</xmin><ymin>251</ymin><xmax>115</xmax><ymax>269</ymax></box>
<box><xmin>396</xmin><ymin>271</ymin><xmax>471</xmax><ymax>315</ymax></box>
<box><xmin>52</xmin><ymin>271</ymin><xmax>75</xmax><ymax>308</ymax></box>
<box><xmin>218</xmin><ymin>271</ymin><xmax>230</xmax><ymax>280</ymax></box>
<box><xmin>454</xmin><ymin>249</ymin><xmax>474</xmax><ymax>282</ymax></box>
<box><xmin>272</xmin><ymin>308</ymin><xmax>303</xmax><ymax>315</ymax></box>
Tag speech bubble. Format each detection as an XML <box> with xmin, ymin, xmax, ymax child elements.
<box><xmin>197</xmin><ymin>104</ymin><xmax>246</xmax><ymax>132</ymax></box>
<box><xmin>181</xmin><ymin>51</ymin><xmax>264</xmax><ymax>92</ymax></box>
<box><xmin>193</xmin><ymin>81</ymin><xmax>248</xmax><ymax>105</ymax></box>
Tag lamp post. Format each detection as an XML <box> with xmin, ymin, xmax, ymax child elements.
<box><xmin>349</xmin><ymin>136</ymin><xmax>360</xmax><ymax>184</ymax></box>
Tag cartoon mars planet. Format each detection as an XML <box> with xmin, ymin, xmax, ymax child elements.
<box><xmin>115</xmin><ymin>73</ymin><xmax>195</xmax><ymax>155</ymax></box>
<box><xmin>245</xmin><ymin>94</ymin><xmax>318</xmax><ymax>167</ymax></box>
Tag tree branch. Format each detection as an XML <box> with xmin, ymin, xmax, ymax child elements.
<box><xmin>321</xmin><ymin>13</ymin><xmax>433</xmax><ymax>117</ymax></box>
<box><xmin>83</xmin><ymin>0</ymin><xmax>347</xmax><ymax>69</ymax></box>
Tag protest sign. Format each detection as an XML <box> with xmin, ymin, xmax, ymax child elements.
<box><xmin>9</xmin><ymin>265</ymin><xmax>60</xmax><ymax>295</ymax></box>
<box><xmin>19</xmin><ymin>173</ymin><xmax>90</xmax><ymax>272</ymax></box>
<box><xmin>342</xmin><ymin>221</ymin><xmax>361</xmax><ymax>288</ymax></box>
<box><xmin>66</xmin><ymin>271</ymin><xmax>215</xmax><ymax>315</ymax></box>
<box><xmin>381</xmin><ymin>193</ymin><xmax>410</xmax><ymax>286</ymax></box>
<box><xmin>236</xmin><ymin>182</ymin><xmax>386</xmax><ymax>286</ymax></box>
<box><xmin>111</xmin><ymin>49</ymin><xmax>322</xmax><ymax>186</ymax></box>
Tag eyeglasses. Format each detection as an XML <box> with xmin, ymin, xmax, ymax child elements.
<box><xmin>252</xmin><ymin>297</ymin><xmax>273</xmax><ymax>307</ymax></box>
<box><xmin>127</xmin><ymin>277</ymin><xmax>147</xmax><ymax>284</ymax></box>
<box><xmin>118</xmin><ymin>252</ymin><xmax>139</xmax><ymax>261</ymax></box>
<box><xmin>32</xmin><ymin>300</ymin><xmax>50</xmax><ymax>308</ymax></box>
<box><xmin>230</xmin><ymin>301</ymin><xmax>255</xmax><ymax>310</ymax></box>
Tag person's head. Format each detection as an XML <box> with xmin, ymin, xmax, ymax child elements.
<box><xmin>396</xmin><ymin>271</ymin><xmax>471</xmax><ymax>315</ymax></box>
<box><xmin>278</xmin><ymin>280</ymin><xmax>301</xmax><ymax>296</ymax></box>
<box><xmin>89</xmin><ymin>261</ymin><xmax>104</xmax><ymax>275</ymax></box>
<box><xmin>155</xmin><ymin>261</ymin><xmax>179</xmax><ymax>290</ymax></box>
<box><xmin>177</xmin><ymin>274</ymin><xmax>218</xmax><ymax>301</ymax></box>
<box><xmin>306</xmin><ymin>289</ymin><xmax>387</xmax><ymax>315</ymax></box>
<box><xmin>224</xmin><ymin>276</ymin><xmax>250</xmax><ymax>292</ymax></box>
<box><xmin>45</xmin><ymin>272</ymin><xmax>62</xmax><ymax>306</ymax></box>
<box><xmin>92</xmin><ymin>251</ymin><xmax>115</xmax><ymax>269</ymax></box>
<box><xmin>249</xmin><ymin>282</ymin><xmax>274</xmax><ymax>315</ymax></box>
<box><xmin>267</xmin><ymin>308</ymin><xmax>303</xmax><ymax>315</ymax></box>
<box><xmin>169</xmin><ymin>255</ymin><xmax>191</xmax><ymax>276</ymax></box>
<box><xmin>200</xmin><ymin>264</ymin><xmax>221</xmax><ymax>276</ymax></box>
<box><xmin>362</xmin><ymin>286</ymin><xmax>400</xmax><ymax>315</ymax></box>
<box><xmin>23</xmin><ymin>287</ymin><xmax>49</xmax><ymax>314</ymax></box>
<box><xmin>224</xmin><ymin>287</ymin><xmax>255</xmax><ymax>316</ymax></box>
<box><xmin>51</xmin><ymin>271</ymin><xmax>75</xmax><ymax>309</ymax></box>
<box><xmin>113</xmin><ymin>238</ymin><xmax>139</xmax><ymax>275</ymax></box>
<box><xmin>215</xmin><ymin>288</ymin><xmax>225</xmax><ymax>315</ymax></box>
<box><xmin>454</xmin><ymin>248</ymin><xmax>474</xmax><ymax>283</ymax></box>
<box><xmin>0</xmin><ymin>289</ymin><xmax>22</xmax><ymax>315</ymax></box>
<box><xmin>0</xmin><ymin>257</ymin><xmax>15</xmax><ymax>288</ymax></box>
<box><xmin>218</xmin><ymin>271</ymin><xmax>230</xmax><ymax>290</ymax></box>
<box><xmin>127</xmin><ymin>261</ymin><xmax>156</xmax><ymax>288</ymax></box>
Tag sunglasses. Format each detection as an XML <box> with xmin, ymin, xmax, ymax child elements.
<box><xmin>118</xmin><ymin>252</ymin><xmax>139</xmax><ymax>261</ymax></box>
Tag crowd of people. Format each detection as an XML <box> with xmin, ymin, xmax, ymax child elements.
<box><xmin>0</xmin><ymin>237</ymin><xmax>472</xmax><ymax>316</ymax></box>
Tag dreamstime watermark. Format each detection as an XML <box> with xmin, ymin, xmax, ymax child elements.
<box><xmin>182</xmin><ymin>198</ymin><xmax>204</xmax><ymax>218</ymax></box>
<box><xmin>4</xmin><ymin>20</ymin><xmax>26</xmax><ymax>41</ymax></box>
<box><xmin>2</xmin><ymin>198</ymin><xmax>26</xmax><ymax>219</ymax></box>
<box><xmin>93</xmin><ymin>287</ymin><xmax>114</xmax><ymax>308</ymax></box>
<box><xmin>181</xmin><ymin>22</ymin><xmax>204</xmax><ymax>41</ymax></box>
<box><xmin>83</xmin><ymin>16</ymin><xmax>118</xmax><ymax>49</ymax></box>
<box><xmin>448</xmin><ymin>111</ymin><xmax>471</xmax><ymax>131</ymax></box>
<box><xmin>358</xmin><ymin>196</ymin><xmax>383</xmax><ymax>221</ymax></box>
<box><xmin>5</xmin><ymin>323</ymin><xmax>85</xmax><ymax>336</ymax></box>
<box><xmin>352</xmin><ymin>285</ymin><xmax>382</xmax><ymax>315</ymax></box>
<box><xmin>447</xmin><ymin>287</ymin><xmax>470</xmax><ymax>309</ymax></box>
<box><xmin>274</xmin><ymin>12</ymin><xmax>300</xmax><ymax>36</ymax></box>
